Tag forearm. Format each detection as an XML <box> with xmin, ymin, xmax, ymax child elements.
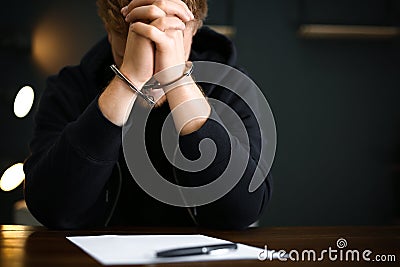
<box><xmin>194</xmin><ymin>162</ymin><xmax>270</xmax><ymax>230</ymax></box>
<box><xmin>25</xmin><ymin>139</ymin><xmax>115</xmax><ymax>229</ymax></box>
<box><xmin>165</xmin><ymin>78</ymin><xmax>211</xmax><ymax>135</ymax></box>
<box><xmin>175</xmin><ymin>108</ymin><xmax>271</xmax><ymax>229</ymax></box>
<box><xmin>98</xmin><ymin>77</ymin><xmax>138</xmax><ymax>126</ymax></box>
<box><xmin>176</xmin><ymin>146</ymin><xmax>269</xmax><ymax>229</ymax></box>
<box><xmin>24</xmin><ymin>100</ymin><xmax>122</xmax><ymax>229</ymax></box>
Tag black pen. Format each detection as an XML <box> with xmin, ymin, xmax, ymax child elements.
<box><xmin>156</xmin><ymin>243</ymin><xmax>238</xmax><ymax>258</ymax></box>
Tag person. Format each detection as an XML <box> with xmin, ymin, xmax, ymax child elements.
<box><xmin>24</xmin><ymin>0</ymin><xmax>272</xmax><ymax>230</ymax></box>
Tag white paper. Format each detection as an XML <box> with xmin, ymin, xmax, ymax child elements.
<box><xmin>67</xmin><ymin>234</ymin><xmax>272</xmax><ymax>265</ymax></box>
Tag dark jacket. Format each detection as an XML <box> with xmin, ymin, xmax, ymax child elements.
<box><xmin>24</xmin><ymin>27</ymin><xmax>272</xmax><ymax>230</ymax></box>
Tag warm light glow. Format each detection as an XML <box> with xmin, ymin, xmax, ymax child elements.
<box><xmin>0</xmin><ymin>163</ymin><xmax>25</xmax><ymax>192</ymax></box>
<box><xmin>32</xmin><ymin>16</ymin><xmax>65</xmax><ymax>74</ymax></box>
<box><xmin>32</xmin><ymin>11</ymin><xmax>80</xmax><ymax>75</ymax></box>
<box><xmin>13</xmin><ymin>86</ymin><xmax>35</xmax><ymax>118</ymax></box>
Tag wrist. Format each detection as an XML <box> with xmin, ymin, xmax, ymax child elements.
<box><xmin>98</xmin><ymin>78</ymin><xmax>136</xmax><ymax>126</ymax></box>
<box><xmin>111</xmin><ymin>64</ymin><xmax>156</xmax><ymax>106</ymax></box>
<box><xmin>119</xmin><ymin>64</ymin><xmax>150</xmax><ymax>89</ymax></box>
<box><xmin>152</xmin><ymin>62</ymin><xmax>194</xmax><ymax>93</ymax></box>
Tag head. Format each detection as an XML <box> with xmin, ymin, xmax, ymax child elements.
<box><xmin>97</xmin><ymin>0</ymin><xmax>208</xmax><ymax>66</ymax></box>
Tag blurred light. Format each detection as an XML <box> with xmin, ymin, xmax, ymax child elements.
<box><xmin>0</xmin><ymin>163</ymin><xmax>25</xmax><ymax>192</ymax></box>
<box><xmin>32</xmin><ymin>16</ymin><xmax>63</xmax><ymax>74</ymax></box>
<box><xmin>13</xmin><ymin>86</ymin><xmax>35</xmax><ymax>118</ymax></box>
<box><xmin>32</xmin><ymin>12</ymin><xmax>77</xmax><ymax>75</ymax></box>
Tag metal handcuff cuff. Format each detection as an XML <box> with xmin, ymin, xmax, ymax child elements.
<box><xmin>110</xmin><ymin>62</ymin><xmax>194</xmax><ymax>107</ymax></box>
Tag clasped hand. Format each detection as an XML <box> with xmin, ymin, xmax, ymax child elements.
<box><xmin>119</xmin><ymin>0</ymin><xmax>196</xmax><ymax>88</ymax></box>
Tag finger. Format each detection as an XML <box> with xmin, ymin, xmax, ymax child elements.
<box><xmin>151</xmin><ymin>16</ymin><xmax>186</xmax><ymax>32</ymax></box>
<box><xmin>122</xmin><ymin>0</ymin><xmax>152</xmax><ymax>16</ymax></box>
<box><xmin>122</xmin><ymin>0</ymin><xmax>194</xmax><ymax>21</ymax></box>
<box><xmin>130</xmin><ymin>22</ymin><xmax>167</xmax><ymax>45</ymax></box>
<box><xmin>124</xmin><ymin>5</ymin><xmax>166</xmax><ymax>23</ymax></box>
<box><xmin>122</xmin><ymin>0</ymin><xmax>193</xmax><ymax>17</ymax></box>
<box><xmin>154</xmin><ymin>0</ymin><xmax>194</xmax><ymax>20</ymax></box>
<box><xmin>124</xmin><ymin>1</ymin><xmax>192</xmax><ymax>23</ymax></box>
<box><xmin>158</xmin><ymin>0</ymin><xmax>193</xmax><ymax>15</ymax></box>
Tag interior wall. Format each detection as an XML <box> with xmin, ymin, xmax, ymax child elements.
<box><xmin>1</xmin><ymin>0</ymin><xmax>399</xmax><ymax>226</ymax></box>
<box><xmin>232</xmin><ymin>0</ymin><xmax>399</xmax><ymax>226</ymax></box>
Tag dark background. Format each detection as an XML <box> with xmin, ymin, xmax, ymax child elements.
<box><xmin>1</xmin><ymin>0</ymin><xmax>399</xmax><ymax>226</ymax></box>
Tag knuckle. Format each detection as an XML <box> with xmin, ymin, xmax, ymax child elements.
<box><xmin>157</xmin><ymin>16</ymin><xmax>167</xmax><ymax>26</ymax></box>
<box><xmin>146</xmin><ymin>26</ymin><xmax>157</xmax><ymax>37</ymax></box>
<box><xmin>148</xmin><ymin>5</ymin><xmax>162</xmax><ymax>17</ymax></box>
<box><xmin>129</xmin><ymin>23</ymin><xmax>137</xmax><ymax>31</ymax></box>
<box><xmin>154</xmin><ymin>0</ymin><xmax>166</xmax><ymax>10</ymax></box>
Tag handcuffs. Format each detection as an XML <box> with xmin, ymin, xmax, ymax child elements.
<box><xmin>110</xmin><ymin>62</ymin><xmax>194</xmax><ymax>106</ymax></box>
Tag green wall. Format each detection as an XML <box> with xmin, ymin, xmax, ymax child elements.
<box><xmin>229</xmin><ymin>0</ymin><xmax>399</xmax><ymax>226</ymax></box>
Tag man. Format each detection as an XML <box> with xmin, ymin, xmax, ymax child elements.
<box><xmin>24</xmin><ymin>0</ymin><xmax>272</xmax><ymax>229</ymax></box>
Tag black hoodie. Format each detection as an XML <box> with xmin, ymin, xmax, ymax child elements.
<box><xmin>24</xmin><ymin>27</ymin><xmax>272</xmax><ymax>230</ymax></box>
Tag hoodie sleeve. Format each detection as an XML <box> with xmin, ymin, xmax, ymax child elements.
<box><xmin>175</xmin><ymin>78</ymin><xmax>273</xmax><ymax>230</ymax></box>
<box><xmin>24</xmin><ymin>65</ymin><xmax>121</xmax><ymax>229</ymax></box>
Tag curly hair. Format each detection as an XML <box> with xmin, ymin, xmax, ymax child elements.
<box><xmin>97</xmin><ymin>0</ymin><xmax>208</xmax><ymax>35</ymax></box>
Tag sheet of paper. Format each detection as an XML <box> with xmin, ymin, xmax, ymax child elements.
<box><xmin>67</xmin><ymin>234</ymin><xmax>275</xmax><ymax>265</ymax></box>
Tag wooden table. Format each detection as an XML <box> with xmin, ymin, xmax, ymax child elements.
<box><xmin>0</xmin><ymin>225</ymin><xmax>399</xmax><ymax>266</ymax></box>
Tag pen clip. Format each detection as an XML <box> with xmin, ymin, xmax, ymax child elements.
<box><xmin>156</xmin><ymin>243</ymin><xmax>238</xmax><ymax>258</ymax></box>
